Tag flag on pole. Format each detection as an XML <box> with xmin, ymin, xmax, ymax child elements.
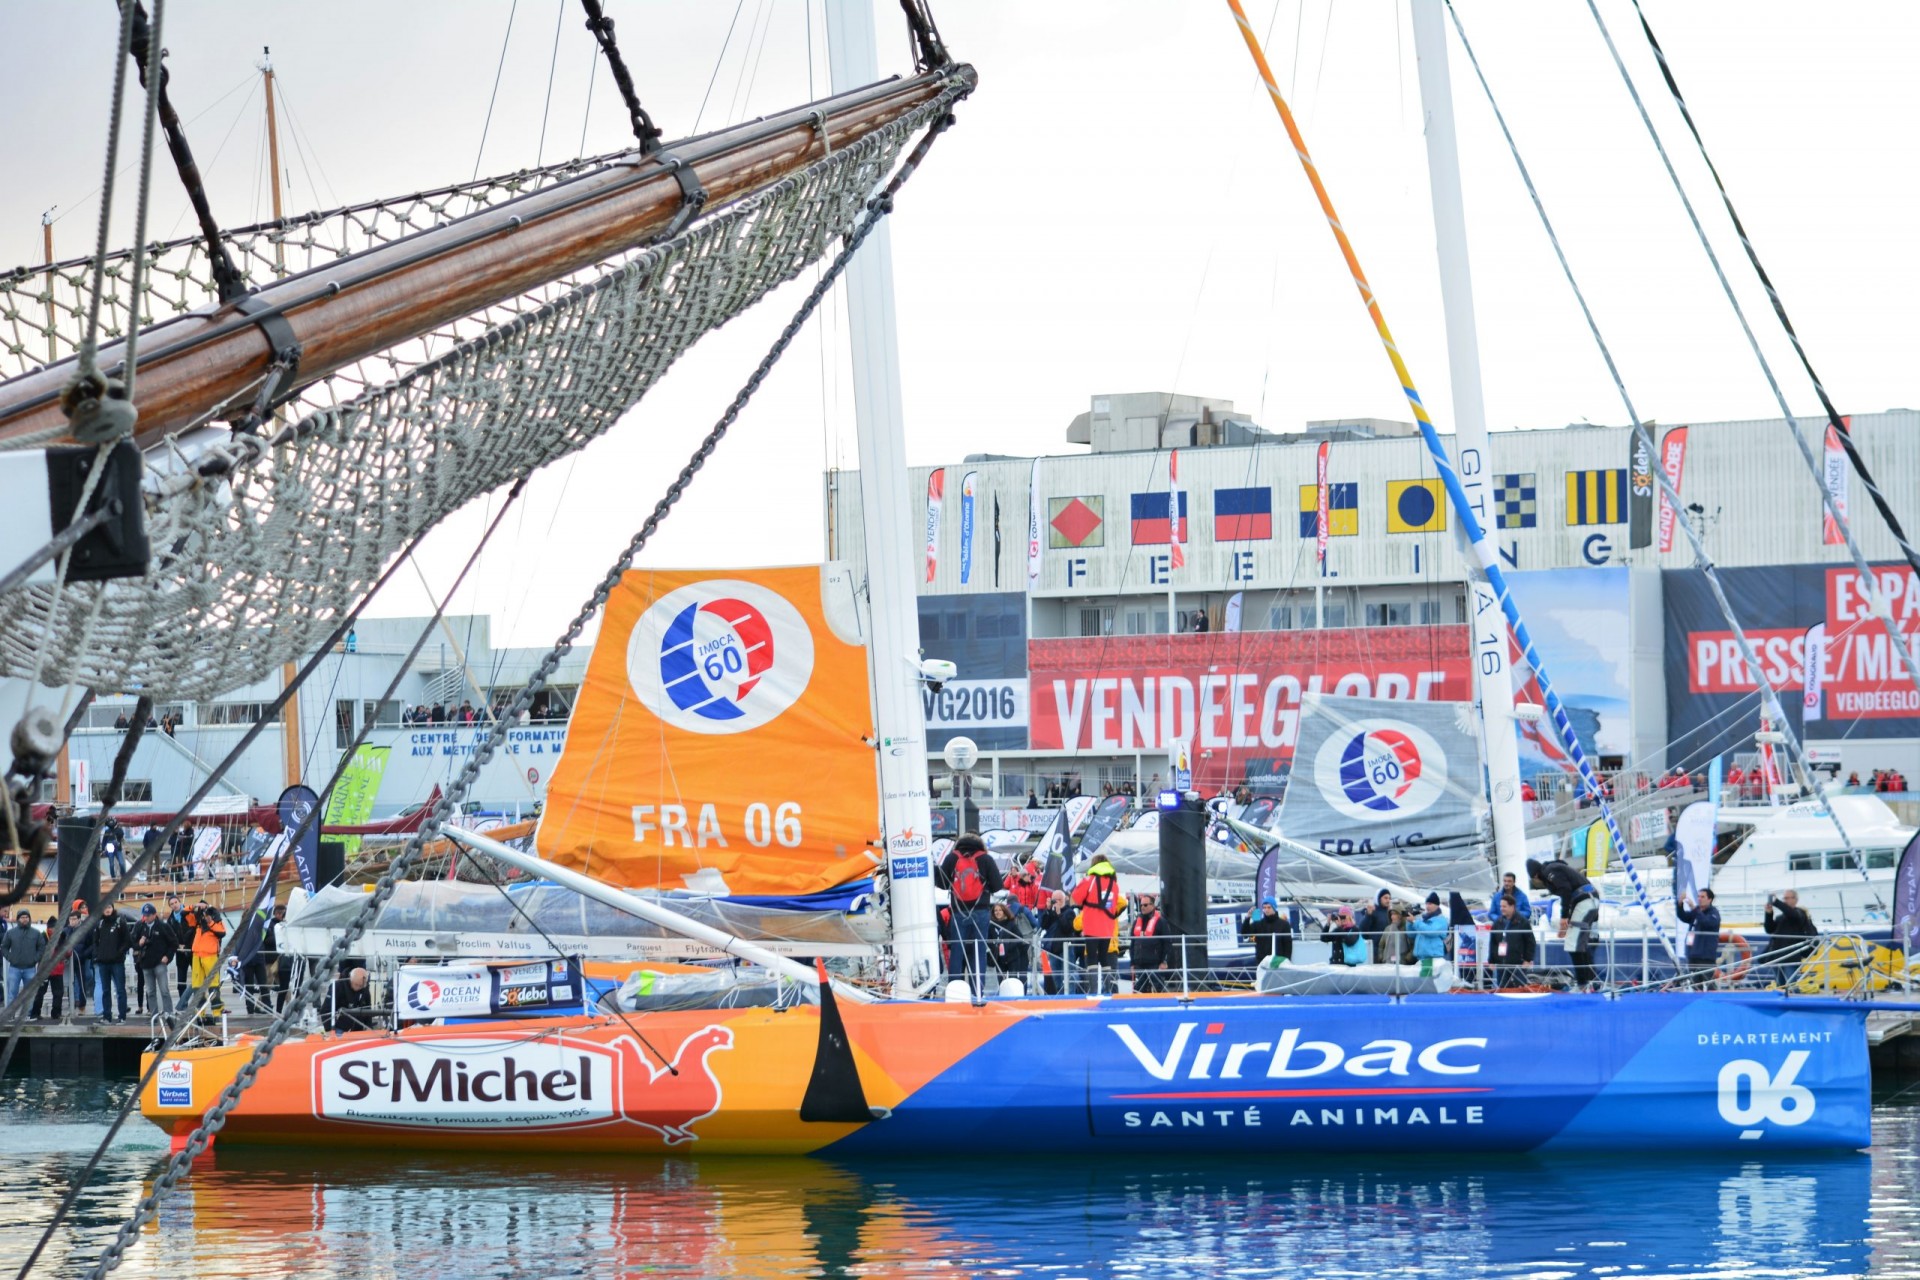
<box><xmin>1168</xmin><ymin>449</ymin><xmax>1186</xmax><ymax>570</ymax></box>
<box><xmin>1628</xmin><ymin>430</ymin><xmax>1656</xmax><ymax>548</ymax></box>
<box><xmin>1895</xmin><ymin>830</ymin><xmax>1920</xmax><ymax>956</ymax></box>
<box><xmin>1315</xmin><ymin>440</ymin><xmax>1330</xmax><ymax>566</ymax></box>
<box><xmin>924</xmin><ymin>468</ymin><xmax>945</xmax><ymax>584</ymax></box>
<box><xmin>1656</xmin><ymin>426</ymin><xmax>1688</xmax><ymax>553</ymax></box>
<box><xmin>959</xmin><ymin>471</ymin><xmax>977</xmax><ymax>585</ymax></box>
<box><xmin>1803</xmin><ymin>622</ymin><xmax>1827</xmax><ymax>722</ymax></box>
<box><xmin>1822</xmin><ymin>421</ymin><xmax>1850</xmax><ymax>546</ymax></box>
<box><xmin>1026</xmin><ymin>458</ymin><xmax>1042</xmax><ymax>586</ymax></box>
<box><xmin>992</xmin><ymin>492</ymin><xmax>1003</xmax><ymax>587</ymax></box>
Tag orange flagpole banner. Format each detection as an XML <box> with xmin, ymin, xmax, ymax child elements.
<box><xmin>536</xmin><ymin>565</ymin><xmax>880</xmax><ymax>896</ymax></box>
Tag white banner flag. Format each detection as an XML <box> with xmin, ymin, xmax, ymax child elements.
<box><xmin>1822</xmin><ymin>422</ymin><xmax>1849</xmax><ymax>546</ymax></box>
<box><xmin>1027</xmin><ymin>457</ymin><xmax>1043</xmax><ymax>586</ymax></box>
<box><xmin>924</xmin><ymin>468</ymin><xmax>945</xmax><ymax>584</ymax></box>
<box><xmin>1803</xmin><ymin>622</ymin><xmax>1827</xmax><ymax>721</ymax></box>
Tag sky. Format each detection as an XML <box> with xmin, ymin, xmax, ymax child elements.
<box><xmin>2</xmin><ymin>1</ymin><xmax>1915</xmax><ymax>647</ymax></box>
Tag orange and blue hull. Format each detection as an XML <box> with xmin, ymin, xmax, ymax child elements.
<box><xmin>141</xmin><ymin>992</ymin><xmax>1870</xmax><ymax>1155</ymax></box>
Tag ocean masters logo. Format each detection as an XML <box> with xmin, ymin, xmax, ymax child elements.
<box><xmin>626</xmin><ymin>580</ymin><xmax>815</xmax><ymax>734</ymax></box>
<box><xmin>1313</xmin><ymin>720</ymin><xmax>1448</xmax><ymax>823</ymax></box>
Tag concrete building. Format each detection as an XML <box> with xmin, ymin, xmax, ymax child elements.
<box><xmin>829</xmin><ymin>393</ymin><xmax>1920</xmax><ymax>800</ymax></box>
<box><xmin>13</xmin><ymin>614</ymin><xmax>590</xmax><ymax>820</ymax></box>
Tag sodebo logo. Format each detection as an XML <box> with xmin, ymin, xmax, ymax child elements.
<box><xmin>1110</xmin><ymin>1022</ymin><xmax>1486</xmax><ymax>1082</ymax></box>
<box><xmin>1717</xmin><ymin>1051</ymin><xmax>1815</xmax><ymax>1138</ymax></box>
<box><xmin>626</xmin><ymin>581</ymin><xmax>815</xmax><ymax>735</ymax></box>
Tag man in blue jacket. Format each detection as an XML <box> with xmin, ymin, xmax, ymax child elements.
<box><xmin>1409</xmin><ymin>893</ymin><xmax>1451</xmax><ymax>963</ymax></box>
<box><xmin>1497</xmin><ymin>872</ymin><xmax>1532</xmax><ymax>921</ymax></box>
<box><xmin>1676</xmin><ymin>888</ymin><xmax>1723</xmax><ymax>988</ymax></box>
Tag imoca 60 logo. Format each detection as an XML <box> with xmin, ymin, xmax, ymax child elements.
<box><xmin>1312</xmin><ymin>720</ymin><xmax>1448</xmax><ymax>823</ymax></box>
<box><xmin>626</xmin><ymin>581</ymin><xmax>815</xmax><ymax>734</ymax></box>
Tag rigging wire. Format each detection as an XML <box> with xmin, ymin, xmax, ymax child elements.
<box><xmin>14</xmin><ymin>482</ymin><xmax>533</xmax><ymax>1280</ymax></box>
<box><xmin>693</xmin><ymin>0</ymin><xmax>749</xmax><ymax>136</ymax></box>
<box><xmin>1582</xmin><ymin>0</ymin><xmax>1920</xmax><ymax>708</ymax></box>
<box><xmin>1623</xmin><ymin>2</ymin><xmax>1920</xmax><ymax>605</ymax></box>
<box><xmin>1442</xmin><ymin>0</ymin><xmax>1867</xmax><ymax>868</ymax></box>
<box><xmin>471</xmin><ymin>0</ymin><xmax>522</xmax><ymax>182</ymax></box>
<box><xmin>0</xmin><ymin>479</ymin><xmax>523</xmax><ymax>1085</ymax></box>
<box><xmin>270</xmin><ymin>76</ymin><xmax>341</xmax><ymax>210</ymax></box>
<box><xmin>46</xmin><ymin>67</ymin><xmax>255</xmax><ymax>228</ymax></box>
<box><xmin>576</xmin><ymin>20</ymin><xmax>600</xmax><ymax>158</ymax></box>
<box><xmin>1221</xmin><ymin>0</ymin><xmax>1677</xmax><ymax>960</ymax></box>
<box><xmin>536</xmin><ymin>0</ymin><xmax>566</xmax><ymax>166</ymax></box>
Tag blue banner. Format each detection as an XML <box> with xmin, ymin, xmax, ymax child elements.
<box><xmin>277</xmin><ymin>783</ymin><xmax>323</xmax><ymax>893</ymax></box>
<box><xmin>959</xmin><ymin>471</ymin><xmax>977</xmax><ymax>585</ymax></box>
<box><xmin>822</xmin><ymin>993</ymin><xmax>1871</xmax><ymax>1156</ymax></box>
<box><xmin>1897</xmin><ymin>831</ymin><xmax>1920</xmax><ymax>955</ymax></box>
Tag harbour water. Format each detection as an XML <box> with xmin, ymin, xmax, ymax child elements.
<box><xmin>5</xmin><ymin>1076</ymin><xmax>1920</xmax><ymax>1278</ymax></box>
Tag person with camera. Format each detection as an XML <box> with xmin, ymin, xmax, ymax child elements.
<box><xmin>185</xmin><ymin>899</ymin><xmax>228</xmax><ymax>1015</ymax></box>
<box><xmin>1761</xmin><ymin>889</ymin><xmax>1818</xmax><ymax>985</ymax></box>
<box><xmin>1676</xmin><ymin>889</ymin><xmax>1723</xmax><ymax>988</ymax></box>
<box><xmin>90</xmin><ymin>903</ymin><xmax>134</xmax><ymax>1023</ymax></box>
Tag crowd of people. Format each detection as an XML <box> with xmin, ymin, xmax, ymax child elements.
<box><xmin>1</xmin><ymin>893</ymin><xmax>292</xmax><ymax>1023</ymax></box>
<box><xmin>401</xmin><ymin>700</ymin><xmax>505</xmax><ymax>726</ymax></box>
<box><xmin>923</xmin><ymin>833</ymin><xmax>1835</xmax><ymax>997</ymax></box>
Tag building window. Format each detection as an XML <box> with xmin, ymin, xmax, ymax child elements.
<box><xmin>1418</xmin><ymin>600</ymin><xmax>1444</xmax><ymax>625</ymax></box>
<box><xmin>92</xmin><ymin>779</ymin><xmax>153</xmax><ymax>803</ymax></box>
<box><xmin>1268</xmin><ymin>605</ymin><xmax>1292</xmax><ymax>631</ymax></box>
<box><xmin>1124</xmin><ymin>609</ymin><xmax>1151</xmax><ymax>636</ymax></box>
<box><xmin>1455</xmin><ymin>592</ymin><xmax>1468</xmax><ymax>624</ymax></box>
<box><xmin>1078</xmin><ymin>606</ymin><xmax>1113</xmax><ymax>638</ymax></box>
<box><xmin>1367</xmin><ymin>602</ymin><xmax>1411</xmax><ymax>627</ymax></box>
<box><xmin>335</xmin><ymin>699</ymin><xmax>355</xmax><ymax>749</ymax></box>
<box><xmin>198</xmin><ymin>701</ymin><xmax>270</xmax><ymax>727</ymax></box>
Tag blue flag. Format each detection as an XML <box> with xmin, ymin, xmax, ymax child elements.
<box><xmin>959</xmin><ymin>471</ymin><xmax>977</xmax><ymax>585</ymax></box>
<box><xmin>277</xmin><ymin>783</ymin><xmax>323</xmax><ymax>892</ymax></box>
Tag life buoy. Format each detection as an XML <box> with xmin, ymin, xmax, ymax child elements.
<box><xmin>1716</xmin><ymin>931</ymin><xmax>1752</xmax><ymax>984</ymax></box>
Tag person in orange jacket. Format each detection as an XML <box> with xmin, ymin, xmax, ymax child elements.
<box><xmin>185</xmin><ymin>900</ymin><xmax>228</xmax><ymax>1015</ymax></box>
<box><xmin>1069</xmin><ymin>858</ymin><xmax>1126</xmax><ymax>994</ymax></box>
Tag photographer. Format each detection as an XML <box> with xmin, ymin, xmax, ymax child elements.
<box><xmin>185</xmin><ymin>900</ymin><xmax>228</xmax><ymax>1016</ymax></box>
<box><xmin>1761</xmin><ymin>889</ymin><xmax>1818</xmax><ymax>985</ymax></box>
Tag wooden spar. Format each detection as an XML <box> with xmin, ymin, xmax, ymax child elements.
<box><xmin>40</xmin><ymin>216</ymin><xmax>55</xmax><ymax>364</ymax></box>
<box><xmin>261</xmin><ymin>49</ymin><xmax>285</xmax><ymax>274</ymax></box>
<box><xmin>0</xmin><ymin>68</ymin><xmax>968</xmax><ymax>448</ymax></box>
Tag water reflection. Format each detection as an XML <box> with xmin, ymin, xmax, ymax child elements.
<box><xmin>4</xmin><ymin>1077</ymin><xmax>1914</xmax><ymax>1279</ymax></box>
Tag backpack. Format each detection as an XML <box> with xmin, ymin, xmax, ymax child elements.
<box><xmin>950</xmin><ymin>851</ymin><xmax>985</xmax><ymax>907</ymax></box>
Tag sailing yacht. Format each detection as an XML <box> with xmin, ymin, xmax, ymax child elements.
<box><xmin>107</xmin><ymin>5</ymin><xmax>1895</xmax><ymax>1157</ymax></box>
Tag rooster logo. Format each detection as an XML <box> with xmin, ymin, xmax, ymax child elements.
<box><xmin>609</xmin><ymin>1024</ymin><xmax>734</xmax><ymax>1145</ymax></box>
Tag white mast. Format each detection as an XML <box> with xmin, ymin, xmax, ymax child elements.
<box><xmin>826</xmin><ymin>0</ymin><xmax>941</xmax><ymax>995</ymax></box>
<box><xmin>1410</xmin><ymin>0</ymin><xmax>1529</xmax><ymax>886</ymax></box>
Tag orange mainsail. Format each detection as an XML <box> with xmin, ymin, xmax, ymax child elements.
<box><xmin>536</xmin><ymin>565</ymin><xmax>880</xmax><ymax>896</ymax></box>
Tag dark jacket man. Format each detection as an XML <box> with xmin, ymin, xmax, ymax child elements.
<box><xmin>1241</xmin><ymin>899</ymin><xmax>1293</xmax><ymax>963</ymax></box>
<box><xmin>1356</xmin><ymin>889</ymin><xmax>1395</xmax><ymax>962</ymax></box>
<box><xmin>1676</xmin><ymin>891</ymin><xmax>1723</xmax><ymax>966</ymax></box>
<box><xmin>91</xmin><ymin>907</ymin><xmax>133</xmax><ymax>966</ymax></box>
<box><xmin>1761</xmin><ymin>891</ymin><xmax>1818</xmax><ymax>969</ymax></box>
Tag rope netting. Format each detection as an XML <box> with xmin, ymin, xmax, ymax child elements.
<box><xmin>0</xmin><ymin>150</ymin><xmax>631</xmax><ymax>381</ymax></box>
<box><xmin>0</xmin><ymin>84</ymin><xmax>965</xmax><ymax>700</ymax></box>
